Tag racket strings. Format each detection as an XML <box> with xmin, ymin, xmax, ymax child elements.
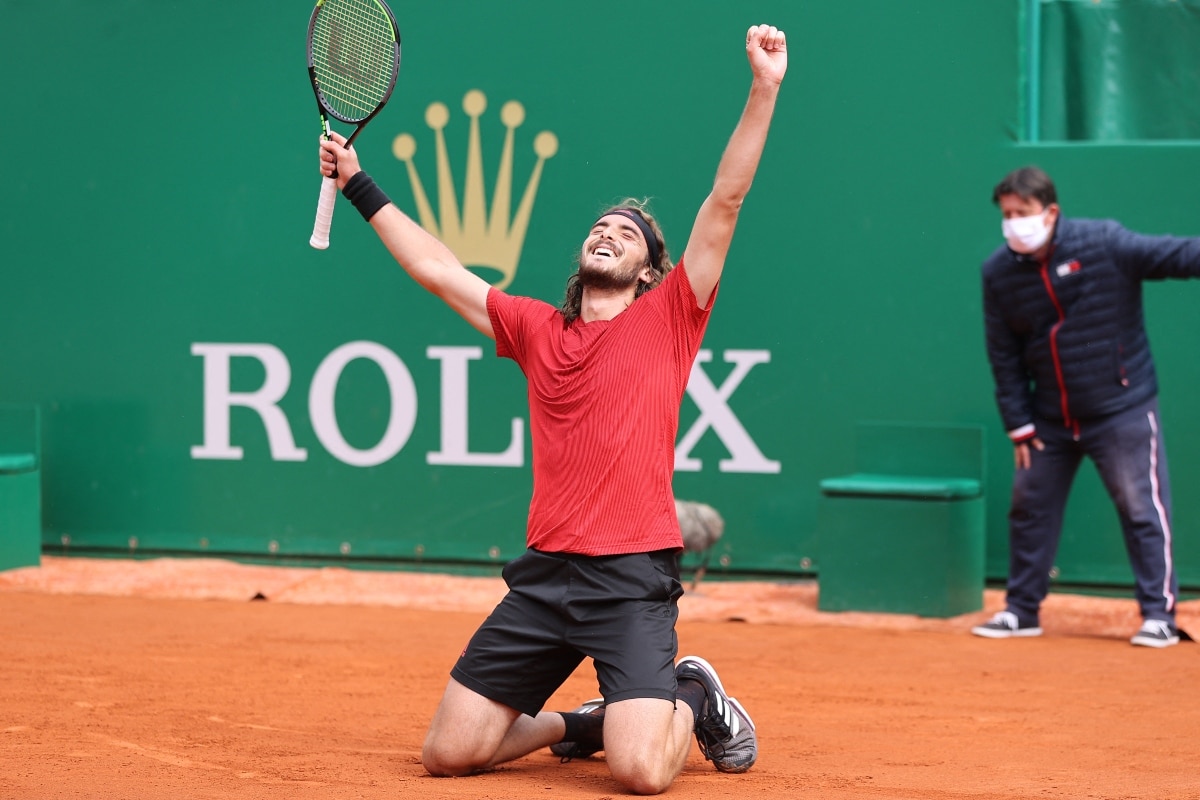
<box><xmin>312</xmin><ymin>0</ymin><xmax>396</xmax><ymax>121</ymax></box>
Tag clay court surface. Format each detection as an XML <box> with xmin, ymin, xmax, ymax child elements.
<box><xmin>2</xmin><ymin>556</ymin><xmax>1198</xmax><ymax>800</ymax></box>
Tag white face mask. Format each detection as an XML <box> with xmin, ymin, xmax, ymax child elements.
<box><xmin>1002</xmin><ymin>210</ymin><xmax>1053</xmax><ymax>254</ymax></box>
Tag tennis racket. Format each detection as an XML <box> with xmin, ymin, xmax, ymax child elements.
<box><xmin>307</xmin><ymin>0</ymin><xmax>401</xmax><ymax>250</ymax></box>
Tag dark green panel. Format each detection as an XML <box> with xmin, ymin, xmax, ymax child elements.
<box><xmin>817</xmin><ymin>495</ymin><xmax>985</xmax><ymax>617</ymax></box>
<box><xmin>3</xmin><ymin>0</ymin><xmax>1199</xmax><ymax>592</ymax></box>
<box><xmin>1039</xmin><ymin>0</ymin><xmax>1200</xmax><ymax>141</ymax></box>
<box><xmin>0</xmin><ymin>405</ymin><xmax>42</xmax><ymax>570</ymax></box>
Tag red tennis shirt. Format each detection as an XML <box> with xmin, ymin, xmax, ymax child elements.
<box><xmin>486</xmin><ymin>260</ymin><xmax>715</xmax><ymax>556</ymax></box>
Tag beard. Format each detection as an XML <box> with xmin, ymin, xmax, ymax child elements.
<box><xmin>576</xmin><ymin>258</ymin><xmax>644</xmax><ymax>292</ymax></box>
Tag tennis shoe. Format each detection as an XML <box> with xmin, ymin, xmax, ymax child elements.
<box><xmin>1130</xmin><ymin>619</ymin><xmax>1180</xmax><ymax>649</ymax></box>
<box><xmin>549</xmin><ymin>698</ymin><xmax>605</xmax><ymax>761</ymax></box>
<box><xmin>675</xmin><ymin>655</ymin><xmax>757</xmax><ymax>773</ymax></box>
<box><xmin>970</xmin><ymin>610</ymin><xmax>1043</xmax><ymax>638</ymax></box>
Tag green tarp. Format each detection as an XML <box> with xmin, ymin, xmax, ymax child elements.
<box><xmin>1038</xmin><ymin>0</ymin><xmax>1200</xmax><ymax>140</ymax></box>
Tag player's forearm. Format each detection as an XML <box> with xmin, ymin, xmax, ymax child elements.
<box><xmin>369</xmin><ymin>204</ymin><xmax>463</xmax><ymax>289</ymax></box>
<box><xmin>339</xmin><ymin>170</ymin><xmax>463</xmax><ymax>288</ymax></box>
<box><xmin>710</xmin><ymin>79</ymin><xmax>781</xmax><ymax>207</ymax></box>
<box><xmin>369</xmin><ymin>204</ymin><xmax>494</xmax><ymax>337</ymax></box>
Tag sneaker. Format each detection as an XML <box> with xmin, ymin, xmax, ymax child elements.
<box><xmin>675</xmin><ymin>655</ymin><xmax>757</xmax><ymax>773</ymax></box>
<box><xmin>970</xmin><ymin>610</ymin><xmax>1043</xmax><ymax>639</ymax></box>
<box><xmin>1130</xmin><ymin>620</ymin><xmax>1180</xmax><ymax>649</ymax></box>
<box><xmin>549</xmin><ymin>698</ymin><xmax>605</xmax><ymax>760</ymax></box>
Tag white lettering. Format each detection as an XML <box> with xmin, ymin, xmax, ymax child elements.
<box><xmin>190</xmin><ymin>343</ymin><xmax>308</xmax><ymax>461</ymax></box>
<box><xmin>193</xmin><ymin>342</ymin><xmax>777</xmax><ymax>475</ymax></box>
<box><xmin>308</xmin><ymin>341</ymin><xmax>418</xmax><ymax>468</ymax></box>
<box><xmin>675</xmin><ymin>349</ymin><xmax>781</xmax><ymax>473</ymax></box>
<box><xmin>426</xmin><ymin>346</ymin><xmax>524</xmax><ymax>467</ymax></box>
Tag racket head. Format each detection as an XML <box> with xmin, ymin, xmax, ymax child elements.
<box><xmin>307</xmin><ymin>0</ymin><xmax>401</xmax><ymax>125</ymax></box>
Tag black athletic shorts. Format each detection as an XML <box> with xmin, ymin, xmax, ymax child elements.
<box><xmin>450</xmin><ymin>547</ymin><xmax>684</xmax><ymax>717</ymax></box>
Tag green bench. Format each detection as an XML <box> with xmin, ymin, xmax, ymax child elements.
<box><xmin>0</xmin><ymin>405</ymin><xmax>42</xmax><ymax>571</ymax></box>
<box><xmin>816</xmin><ymin>422</ymin><xmax>986</xmax><ymax>617</ymax></box>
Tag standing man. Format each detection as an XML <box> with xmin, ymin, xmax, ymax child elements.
<box><xmin>318</xmin><ymin>24</ymin><xmax>787</xmax><ymax>794</ymax></box>
<box><xmin>973</xmin><ymin>165</ymin><xmax>1197</xmax><ymax>648</ymax></box>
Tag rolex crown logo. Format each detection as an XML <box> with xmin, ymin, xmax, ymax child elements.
<box><xmin>392</xmin><ymin>90</ymin><xmax>558</xmax><ymax>290</ymax></box>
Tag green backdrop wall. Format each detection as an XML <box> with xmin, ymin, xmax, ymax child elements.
<box><xmin>3</xmin><ymin>0</ymin><xmax>1199</xmax><ymax>589</ymax></box>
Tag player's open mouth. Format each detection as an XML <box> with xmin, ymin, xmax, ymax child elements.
<box><xmin>592</xmin><ymin>245</ymin><xmax>617</xmax><ymax>259</ymax></box>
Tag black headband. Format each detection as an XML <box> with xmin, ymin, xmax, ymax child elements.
<box><xmin>597</xmin><ymin>208</ymin><xmax>661</xmax><ymax>268</ymax></box>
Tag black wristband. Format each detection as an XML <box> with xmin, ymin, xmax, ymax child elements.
<box><xmin>342</xmin><ymin>171</ymin><xmax>391</xmax><ymax>222</ymax></box>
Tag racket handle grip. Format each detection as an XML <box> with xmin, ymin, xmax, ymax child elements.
<box><xmin>310</xmin><ymin>176</ymin><xmax>337</xmax><ymax>249</ymax></box>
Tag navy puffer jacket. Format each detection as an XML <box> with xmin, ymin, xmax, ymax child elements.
<box><xmin>982</xmin><ymin>217</ymin><xmax>1200</xmax><ymax>436</ymax></box>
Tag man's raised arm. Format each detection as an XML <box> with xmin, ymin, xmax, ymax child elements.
<box><xmin>682</xmin><ymin>24</ymin><xmax>788</xmax><ymax>309</ymax></box>
<box><xmin>319</xmin><ymin>131</ymin><xmax>495</xmax><ymax>340</ymax></box>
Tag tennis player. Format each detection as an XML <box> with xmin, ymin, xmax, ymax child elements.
<box><xmin>319</xmin><ymin>23</ymin><xmax>787</xmax><ymax>795</ymax></box>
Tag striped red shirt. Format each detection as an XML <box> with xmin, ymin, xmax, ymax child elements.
<box><xmin>486</xmin><ymin>260</ymin><xmax>715</xmax><ymax>555</ymax></box>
